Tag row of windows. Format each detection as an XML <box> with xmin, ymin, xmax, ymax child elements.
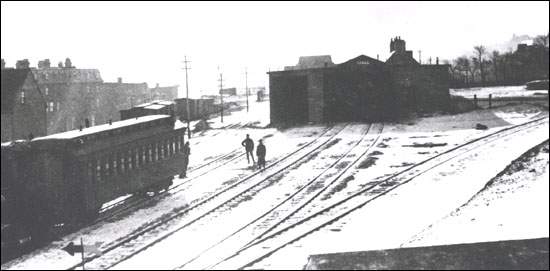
<box><xmin>86</xmin><ymin>135</ymin><xmax>185</xmax><ymax>183</ymax></box>
<box><xmin>47</xmin><ymin>101</ymin><xmax>60</xmax><ymax>112</ymax></box>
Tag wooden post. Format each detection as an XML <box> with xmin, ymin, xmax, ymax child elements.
<box><xmin>81</xmin><ymin>238</ymin><xmax>86</xmax><ymax>270</ymax></box>
<box><xmin>474</xmin><ymin>94</ymin><xmax>478</xmax><ymax>107</ymax></box>
<box><xmin>489</xmin><ymin>94</ymin><xmax>492</xmax><ymax>109</ymax></box>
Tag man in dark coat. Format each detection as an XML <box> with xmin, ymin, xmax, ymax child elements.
<box><xmin>180</xmin><ymin>141</ymin><xmax>191</xmax><ymax>178</ymax></box>
<box><xmin>256</xmin><ymin>139</ymin><xmax>266</xmax><ymax>170</ymax></box>
<box><xmin>241</xmin><ymin>134</ymin><xmax>255</xmax><ymax>164</ymax></box>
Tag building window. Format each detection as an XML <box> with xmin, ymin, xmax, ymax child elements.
<box><xmin>48</xmin><ymin>102</ymin><xmax>55</xmax><ymax>112</ymax></box>
<box><xmin>20</xmin><ymin>91</ymin><xmax>25</xmax><ymax>104</ymax></box>
<box><xmin>45</xmin><ymin>87</ymin><xmax>49</xmax><ymax>95</ymax></box>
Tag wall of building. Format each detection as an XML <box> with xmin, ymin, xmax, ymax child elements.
<box><xmin>32</xmin><ymin>68</ymin><xmax>104</xmax><ymax>133</ymax></box>
<box><xmin>99</xmin><ymin>82</ymin><xmax>150</xmax><ymax>122</ymax></box>
<box><xmin>1</xmin><ymin>74</ymin><xmax>46</xmax><ymax>141</ymax></box>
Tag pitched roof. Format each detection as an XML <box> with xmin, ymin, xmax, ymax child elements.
<box><xmin>338</xmin><ymin>55</ymin><xmax>385</xmax><ymax>67</ymax></box>
<box><xmin>1</xmin><ymin>68</ymin><xmax>32</xmax><ymax>114</ymax></box>
<box><xmin>385</xmin><ymin>51</ymin><xmax>420</xmax><ymax>66</ymax></box>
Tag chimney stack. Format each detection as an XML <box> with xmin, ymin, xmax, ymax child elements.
<box><xmin>117</xmin><ymin>77</ymin><xmax>123</xmax><ymax>83</ymax></box>
<box><xmin>16</xmin><ymin>59</ymin><xmax>30</xmax><ymax>69</ymax></box>
<box><xmin>38</xmin><ymin>59</ymin><xmax>51</xmax><ymax>69</ymax></box>
<box><xmin>1</xmin><ymin>59</ymin><xmax>5</xmax><ymax>69</ymax></box>
<box><xmin>65</xmin><ymin>58</ymin><xmax>73</xmax><ymax>68</ymax></box>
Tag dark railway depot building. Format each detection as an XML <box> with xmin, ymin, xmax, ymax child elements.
<box><xmin>268</xmin><ymin>37</ymin><xmax>451</xmax><ymax>125</ymax></box>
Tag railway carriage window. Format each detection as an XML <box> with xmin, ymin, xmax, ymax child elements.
<box><xmin>142</xmin><ymin>146</ymin><xmax>147</xmax><ymax>165</ymax></box>
<box><xmin>154</xmin><ymin>143</ymin><xmax>159</xmax><ymax>161</ymax></box>
<box><xmin>96</xmin><ymin>159</ymin><xmax>102</xmax><ymax>182</ymax></box>
<box><xmin>171</xmin><ymin>137</ymin><xmax>176</xmax><ymax>156</ymax></box>
<box><xmin>113</xmin><ymin>156</ymin><xmax>118</xmax><ymax>175</ymax></box>
<box><xmin>135</xmin><ymin>147</ymin><xmax>141</xmax><ymax>168</ymax></box>
<box><xmin>109</xmin><ymin>155</ymin><xmax>114</xmax><ymax>176</ymax></box>
<box><xmin>105</xmin><ymin>159</ymin><xmax>110</xmax><ymax>178</ymax></box>
<box><xmin>158</xmin><ymin>141</ymin><xmax>164</xmax><ymax>160</ymax></box>
<box><xmin>148</xmin><ymin>144</ymin><xmax>153</xmax><ymax>163</ymax></box>
<box><xmin>127</xmin><ymin>150</ymin><xmax>133</xmax><ymax>170</ymax></box>
<box><xmin>120</xmin><ymin>154</ymin><xmax>125</xmax><ymax>173</ymax></box>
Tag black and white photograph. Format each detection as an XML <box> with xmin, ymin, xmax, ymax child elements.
<box><xmin>1</xmin><ymin>1</ymin><xmax>549</xmax><ymax>270</ymax></box>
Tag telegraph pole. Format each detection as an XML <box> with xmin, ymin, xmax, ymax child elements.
<box><xmin>245</xmin><ymin>67</ymin><xmax>249</xmax><ymax>112</ymax></box>
<box><xmin>218</xmin><ymin>72</ymin><xmax>224</xmax><ymax>123</ymax></box>
<box><xmin>182</xmin><ymin>56</ymin><xmax>191</xmax><ymax>139</ymax></box>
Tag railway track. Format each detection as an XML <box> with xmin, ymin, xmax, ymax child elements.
<box><xmin>171</xmin><ymin>123</ymin><xmax>385</xmax><ymax>270</ymax></box>
<box><xmin>66</xmin><ymin>124</ymin><xmax>348</xmax><ymax>270</ymax></box>
<box><xmin>210</xmin><ymin>116</ymin><xmax>549</xmax><ymax>270</ymax></box>
<box><xmin>93</xmin><ymin>126</ymin><xmax>294</xmax><ymax>223</ymax></box>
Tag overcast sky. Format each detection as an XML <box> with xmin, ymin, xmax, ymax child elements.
<box><xmin>2</xmin><ymin>1</ymin><xmax>548</xmax><ymax>97</ymax></box>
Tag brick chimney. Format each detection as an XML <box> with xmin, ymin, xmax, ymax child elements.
<box><xmin>117</xmin><ymin>77</ymin><xmax>123</xmax><ymax>83</ymax></box>
<box><xmin>38</xmin><ymin>59</ymin><xmax>51</xmax><ymax>69</ymax></box>
<box><xmin>16</xmin><ymin>59</ymin><xmax>30</xmax><ymax>69</ymax></box>
<box><xmin>390</xmin><ymin>36</ymin><xmax>406</xmax><ymax>54</ymax></box>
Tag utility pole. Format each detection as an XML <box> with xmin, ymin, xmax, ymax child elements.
<box><xmin>218</xmin><ymin>72</ymin><xmax>224</xmax><ymax>123</ymax></box>
<box><xmin>182</xmin><ymin>56</ymin><xmax>191</xmax><ymax>139</ymax></box>
<box><xmin>418</xmin><ymin>50</ymin><xmax>422</xmax><ymax>64</ymax></box>
<box><xmin>245</xmin><ymin>67</ymin><xmax>249</xmax><ymax>112</ymax></box>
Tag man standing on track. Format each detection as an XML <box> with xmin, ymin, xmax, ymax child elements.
<box><xmin>256</xmin><ymin>139</ymin><xmax>266</xmax><ymax>171</ymax></box>
<box><xmin>241</xmin><ymin>134</ymin><xmax>255</xmax><ymax>165</ymax></box>
<box><xmin>180</xmin><ymin>141</ymin><xmax>191</xmax><ymax>178</ymax></box>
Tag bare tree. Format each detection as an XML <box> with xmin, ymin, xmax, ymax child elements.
<box><xmin>490</xmin><ymin>50</ymin><xmax>500</xmax><ymax>83</ymax></box>
<box><xmin>454</xmin><ymin>56</ymin><xmax>473</xmax><ymax>85</ymax></box>
<box><xmin>473</xmin><ymin>45</ymin><xmax>487</xmax><ymax>86</ymax></box>
<box><xmin>533</xmin><ymin>33</ymin><xmax>549</xmax><ymax>48</ymax></box>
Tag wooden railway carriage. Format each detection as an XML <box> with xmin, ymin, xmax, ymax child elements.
<box><xmin>27</xmin><ymin>115</ymin><xmax>187</xmax><ymax>225</ymax></box>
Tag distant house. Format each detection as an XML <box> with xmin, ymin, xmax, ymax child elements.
<box><xmin>1</xmin><ymin>68</ymin><xmax>46</xmax><ymax>142</ymax></box>
<box><xmin>150</xmin><ymin>83</ymin><xmax>178</xmax><ymax>101</ymax></box>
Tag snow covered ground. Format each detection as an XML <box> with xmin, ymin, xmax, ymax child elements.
<box><xmin>405</xmin><ymin>141</ymin><xmax>549</xmax><ymax>247</ymax></box>
<box><xmin>2</xmin><ymin>97</ymin><xmax>548</xmax><ymax>270</ymax></box>
<box><xmin>451</xmin><ymin>85</ymin><xmax>548</xmax><ymax>99</ymax></box>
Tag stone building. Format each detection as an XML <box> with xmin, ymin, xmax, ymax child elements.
<box><xmin>150</xmin><ymin>83</ymin><xmax>179</xmax><ymax>101</ymax></box>
<box><xmin>268</xmin><ymin>37</ymin><xmax>451</xmax><ymax>125</ymax></box>
<box><xmin>1</xmin><ymin>68</ymin><xmax>47</xmax><ymax>142</ymax></box>
<box><xmin>31</xmin><ymin>58</ymin><xmax>104</xmax><ymax>134</ymax></box>
<box><xmin>99</xmin><ymin>77</ymin><xmax>150</xmax><ymax>122</ymax></box>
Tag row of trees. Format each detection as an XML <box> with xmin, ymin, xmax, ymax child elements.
<box><xmin>448</xmin><ymin>34</ymin><xmax>549</xmax><ymax>88</ymax></box>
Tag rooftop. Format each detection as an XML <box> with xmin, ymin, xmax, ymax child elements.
<box><xmin>33</xmin><ymin>114</ymin><xmax>171</xmax><ymax>140</ymax></box>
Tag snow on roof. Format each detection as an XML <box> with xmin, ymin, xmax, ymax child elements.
<box><xmin>144</xmin><ymin>104</ymin><xmax>166</xmax><ymax>110</ymax></box>
<box><xmin>33</xmin><ymin>115</ymin><xmax>171</xmax><ymax>140</ymax></box>
<box><xmin>135</xmin><ymin>100</ymin><xmax>175</xmax><ymax>108</ymax></box>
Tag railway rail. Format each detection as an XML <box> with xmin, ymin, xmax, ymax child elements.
<box><xmin>66</xmin><ymin>124</ymin><xmax>348</xmax><ymax>270</ymax></box>
<box><xmin>212</xmin><ymin>116</ymin><xmax>549</xmax><ymax>270</ymax></box>
<box><xmin>172</xmin><ymin>123</ymin><xmax>385</xmax><ymax>269</ymax></box>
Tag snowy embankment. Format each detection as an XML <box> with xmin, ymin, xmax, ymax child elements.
<box><xmin>451</xmin><ymin>85</ymin><xmax>548</xmax><ymax>98</ymax></box>
<box><xmin>405</xmin><ymin>141</ymin><xmax>549</xmax><ymax>247</ymax></box>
